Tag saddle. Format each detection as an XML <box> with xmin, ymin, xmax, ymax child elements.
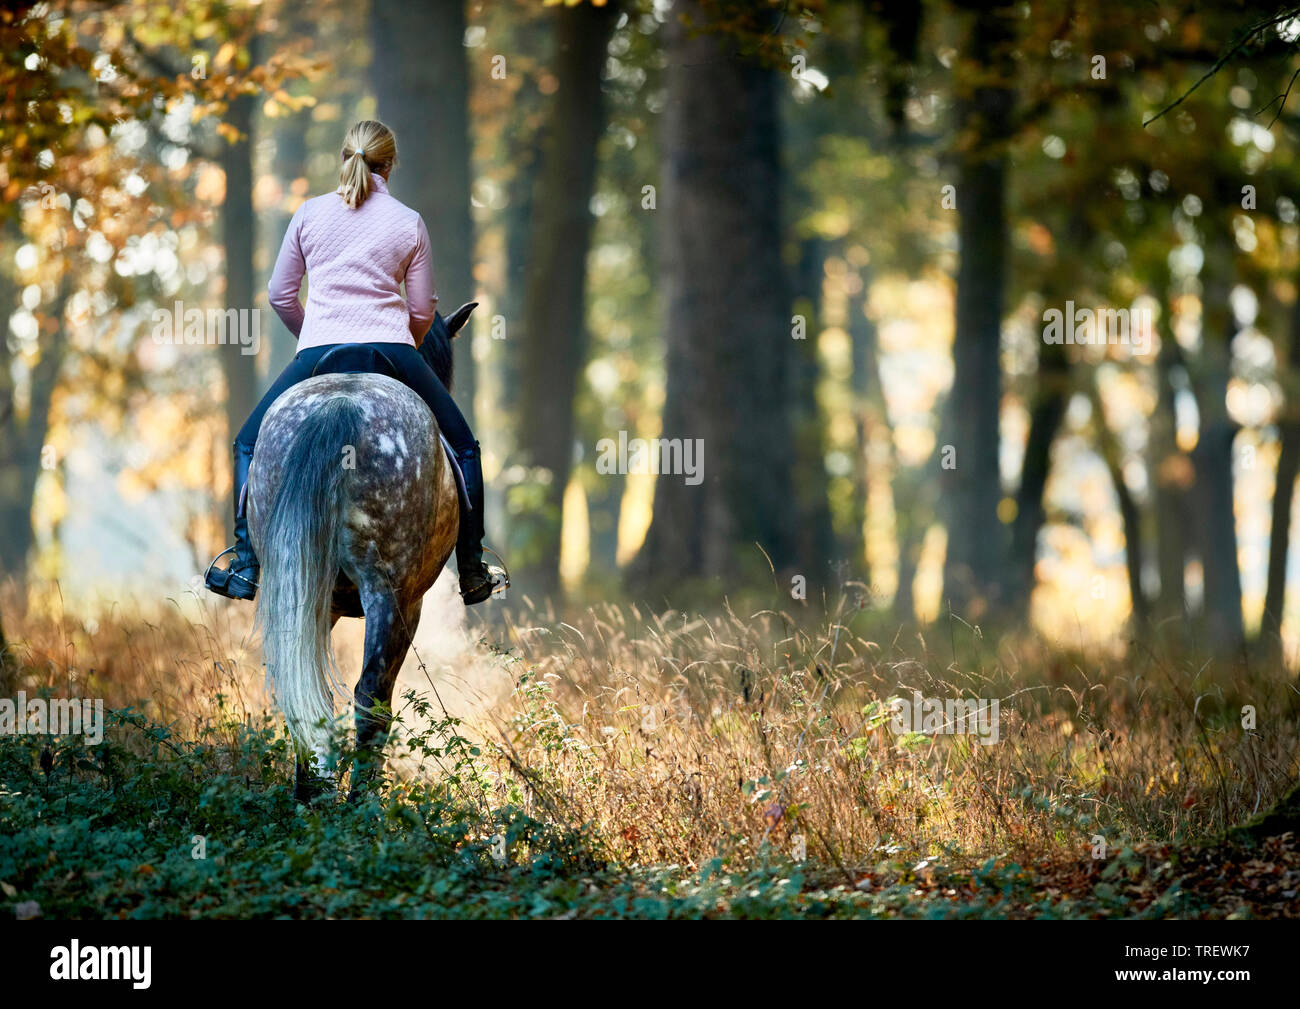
<box><xmin>311</xmin><ymin>345</ymin><xmax>471</xmax><ymax>513</ymax></box>
<box><xmin>311</xmin><ymin>344</ymin><xmax>400</xmax><ymax>382</ymax></box>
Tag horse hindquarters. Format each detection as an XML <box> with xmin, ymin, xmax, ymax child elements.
<box><xmin>256</xmin><ymin>395</ymin><xmax>362</xmax><ymax>759</ymax></box>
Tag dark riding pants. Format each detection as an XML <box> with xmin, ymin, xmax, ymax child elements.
<box><xmin>235</xmin><ymin>341</ymin><xmax>474</xmax><ymax>457</ymax></box>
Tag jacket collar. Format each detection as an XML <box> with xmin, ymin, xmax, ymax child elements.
<box><xmin>336</xmin><ymin>171</ymin><xmax>389</xmax><ymax>197</ymax></box>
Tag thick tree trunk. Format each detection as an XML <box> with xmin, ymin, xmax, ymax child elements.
<box><xmin>510</xmin><ymin>0</ymin><xmax>619</xmax><ymax>598</ymax></box>
<box><xmin>371</xmin><ymin>0</ymin><xmax>477</xmax><ymax>424</ymax></box>
<box><xmin>0</xmin><ymin>263</ymin><xmax>70</xmax><ymax>596</ymax></box>
<box><xmin>632</xmin><ymin>0</ymin><xmax>798</xmax><ymax>594</ymax></box>
<box><xmin>220</xmin><ymin>49</ymin><xmax>259</xmax><ymax>539</ymax></box>
<box><xmin>0</xmin><ymin>216</ymin><xmax>23</xmax><ymax>586</ymax></box>
<box><xmin>1193</xmin><ymin>222</ymin><xmax>1245</xmax><ymax>655</ymax></box>
<box><xmin>500</xmin><ymin>109</ymin><xmax>542</xmax><ymax>411</ymax></box>
<box><xmin>264</xmin><ymin>13</ymin><xmax>311</xmax><ymax>390</ymax></box>
<box><xmin>1261</xmin><ymin>287</ymin><xmax>1300</xmax><ymax>646</ymax></box>
<box><xmin>265</xmin><ymin>108</ymin><xmax>308</xmax><ymax>385</ymax></box>
<box><xmin>791</xmin><ymin>236</ymin><xmax>836</xmax><ymax>589</ymax></box>
<box><xmin>942</xmin><ymin>0</ymin><xmax>1015</xmax><ymax>618</ymax></box>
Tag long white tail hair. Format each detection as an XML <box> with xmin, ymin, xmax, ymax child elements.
<box><xmin>255</xmin><ymin>396</ymin><xmax>362</xmax><ymax>754</ymax></box>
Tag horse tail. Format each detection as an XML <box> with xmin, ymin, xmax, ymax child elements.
<box><xmin>256</xmin><ymin>395</ymin><xmax>362</xmax><ymax>754</ymax></box>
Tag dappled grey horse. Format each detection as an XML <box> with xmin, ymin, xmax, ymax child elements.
<box><xmin>247</xmin><ymin>303</ymin><xmax>475</xmax><ymax>801</ymax></box>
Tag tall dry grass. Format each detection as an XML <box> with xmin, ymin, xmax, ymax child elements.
<box><xmin>490</xmin><ymin>599</ymin><xmax>1300</xmax><ymax>873</ymax></box>
<box><xmin>4</xmin><ymin>583</ymin><xmax>1297</xmax><ymax>877</ymax></box>
<box><xmin>1</xmin><ymin>587</ymin><xmax>267</xmax><ymax>726</ymax></box>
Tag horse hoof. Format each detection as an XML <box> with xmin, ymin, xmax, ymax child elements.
<box><xmin>294</xmin><ymin>783</ymin><xmax>323</xmax><ymax>805</ymax></box>
<box><xmin>294</xmin><ymin>769</ymin><xmax>331</xmax><ymax>805</ymax></box>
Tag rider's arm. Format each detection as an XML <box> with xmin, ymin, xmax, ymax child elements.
<box><xmin>268</xmin><ymin>206</ymin><xmax>307</xmax><ymax>337</ymax></box>
<box><xmin>406</xmin><ymin>216</ymin><xmax>438</xmax><ymax>345</ymax></box>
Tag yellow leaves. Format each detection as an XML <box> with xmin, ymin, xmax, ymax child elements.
<box><xmin>101</xmin><ymin>21</ymin><xmax>125</xmax><ymax>50</ymax></box>
<box><xmin>215</xmin><ymin>121</ymin><xmax>244</xmax><ymax>145</ymax></box>
<box><xmin>263</xmin><ymin>90</ymin><xmax>317</xmax><ymax>119</ymax></box>
<box><xmin>214</xmin><ymin>42</ymin><xmax>239</xmax><ymax>71</ymax></box>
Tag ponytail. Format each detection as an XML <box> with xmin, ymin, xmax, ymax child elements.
<box><xmin>337</xmin><ymin>120</ymin><xmax>397</xmax><ymax>209</ymax></box>
<box><xmin>338</xmin><ymin>148</ymin><xmax>372</xmax><ymax>209</ymax></box>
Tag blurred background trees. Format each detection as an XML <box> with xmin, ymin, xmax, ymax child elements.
<box><xmin>5</xmin><ymin>0</ymin><xmax>1300</xmax><ymax>663</ymax></box>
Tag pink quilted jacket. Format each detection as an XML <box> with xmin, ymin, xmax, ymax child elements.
<box><xmin>267</xmin><ymin>173</ymin><xmax>437</xmax><ymax>350</ymax></box>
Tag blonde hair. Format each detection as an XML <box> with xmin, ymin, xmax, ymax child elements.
<box><xmin>338</xmin><ymin>120</ymin><xmax>397</xmax><ymax>209</ymax></box>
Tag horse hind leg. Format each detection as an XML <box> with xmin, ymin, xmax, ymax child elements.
<box><xmin>348</xmin><ymin>585</ymin><xmax>422</xmax><ymax>801</ymax></box>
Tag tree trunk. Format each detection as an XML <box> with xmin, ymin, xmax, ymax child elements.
<box><xmin>941</xmin><ymin>0</ymin><xmax>1015</xmax><ymax>618</ymax></box>
<box><xmin>1008</xmin><ymin>338</ymin><xmax>1069</xmax><ymax>612</ymax></box>
<box><xmin>1261</xmin><ymin>286</ymin><xmax>1300</xmax><ymax>647</ymax></box>
<box><xmin>1089</xmin><ymin>378</ymin><xmax>1149</xmax><ymax>632</ymax></box>
<box><xmin>1152</xmin><ymin>276</ymin><xmax>1189</xmax><ymax>632</ymax></box>
<box><xmin>220</xmin><ymin>44</ymin><xmax>259</xmax><ymax>539</ymax></box>
<box><xmin>500</xmin><ymin>117</ymin><xmax>542</xmax><ymax>411</ymax></box>
<box><xmin>1192</xmin><ymin>219</ymin><xmax>1245</xmax><ymax>655</ymax></box>
<box><xmin>510</xmin><ymin>0</ymin><xmax>619</xmax><ymax>598</ymax></box>
<box><xmin>0</xmin><ymin>604</ymin><xmax>13</xmax><ymax>685</ymax></box>
<box><xmin>790</xmin><ymin>236</ymin><xmax>836</xmax><ymax>590</ymax></box>
<box><xmin>1006</xmin><ymin>208</ymin><xmax>1094</xmax><ymax>617</ymax></box>
<box><xmin>371</xmin><ymin>0</ymin><xmax>477</xmax><ymax>424</ymax></box>
<box><xmin>632</xmin><ymin>0</ymin><xmax>798</xmax><ymax>595</ymax></box>
<box><xmin>0</xmin><ymin>261</ymin><xmax>70</xmax><ymax>596</ymax></box>
<box><xmin>0</xmin><ymin>215</ymin><xmax>24</xmax><ymax>586</ymax></box>
<box><xmin>848</xmin><ymin>269</ymin><xmax>876</xmax><ymax>590</ymax></box>
<box><xmin>263</xmin><ymin>10</ymin><xmax>311</xmax><ymax>389</ymax></box>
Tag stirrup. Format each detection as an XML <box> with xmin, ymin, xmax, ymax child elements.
<box><xmin>483</xmin><ymin>546</ymin><xmax>510</xmax><ymax>597</ymax></box>
<box><xmin>204</xmin><ymin>546</ymin><xmax>260</xmax><ymax>599</ymax></box>
<box><xmin>461</xmin><ymin>547</ymin><xmax>510</xmax><ymax>603</ymax></box>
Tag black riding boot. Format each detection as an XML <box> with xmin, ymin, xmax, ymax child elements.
<box><xmin>454</xmin><ymin>442</ymin><xmax>504</xmax><ymax>605</ymax></box>
<box><xmin>204</xmin><ymin>442</ymin><xmax>260</xmax><ymax>601</ymax></box>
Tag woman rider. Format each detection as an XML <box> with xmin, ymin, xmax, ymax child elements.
<box><xmin>204</xmin><ymin>119</ymin><xmax>503</xmax><ymax>605</ymax></box>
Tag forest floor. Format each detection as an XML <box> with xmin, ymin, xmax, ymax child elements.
<box><xmin>1</xmin><ymin>708</ymin><xmax>1296</xmax><ymax>919</ymax></box>
<box><xmin>2</xmin><ymin>595</ymin><xmax>1299</xmax><ymax>919</ymax></box>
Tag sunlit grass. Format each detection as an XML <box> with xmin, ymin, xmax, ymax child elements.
<box><xmin>491</xmin><ymin>598</ymin><xmax>1300</xmax><ymax>876</ymax></box>
<box><xmin>4</xmin><ymin>584</ymin><xmax>1297</xmax><ymax>886</ymax></box>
